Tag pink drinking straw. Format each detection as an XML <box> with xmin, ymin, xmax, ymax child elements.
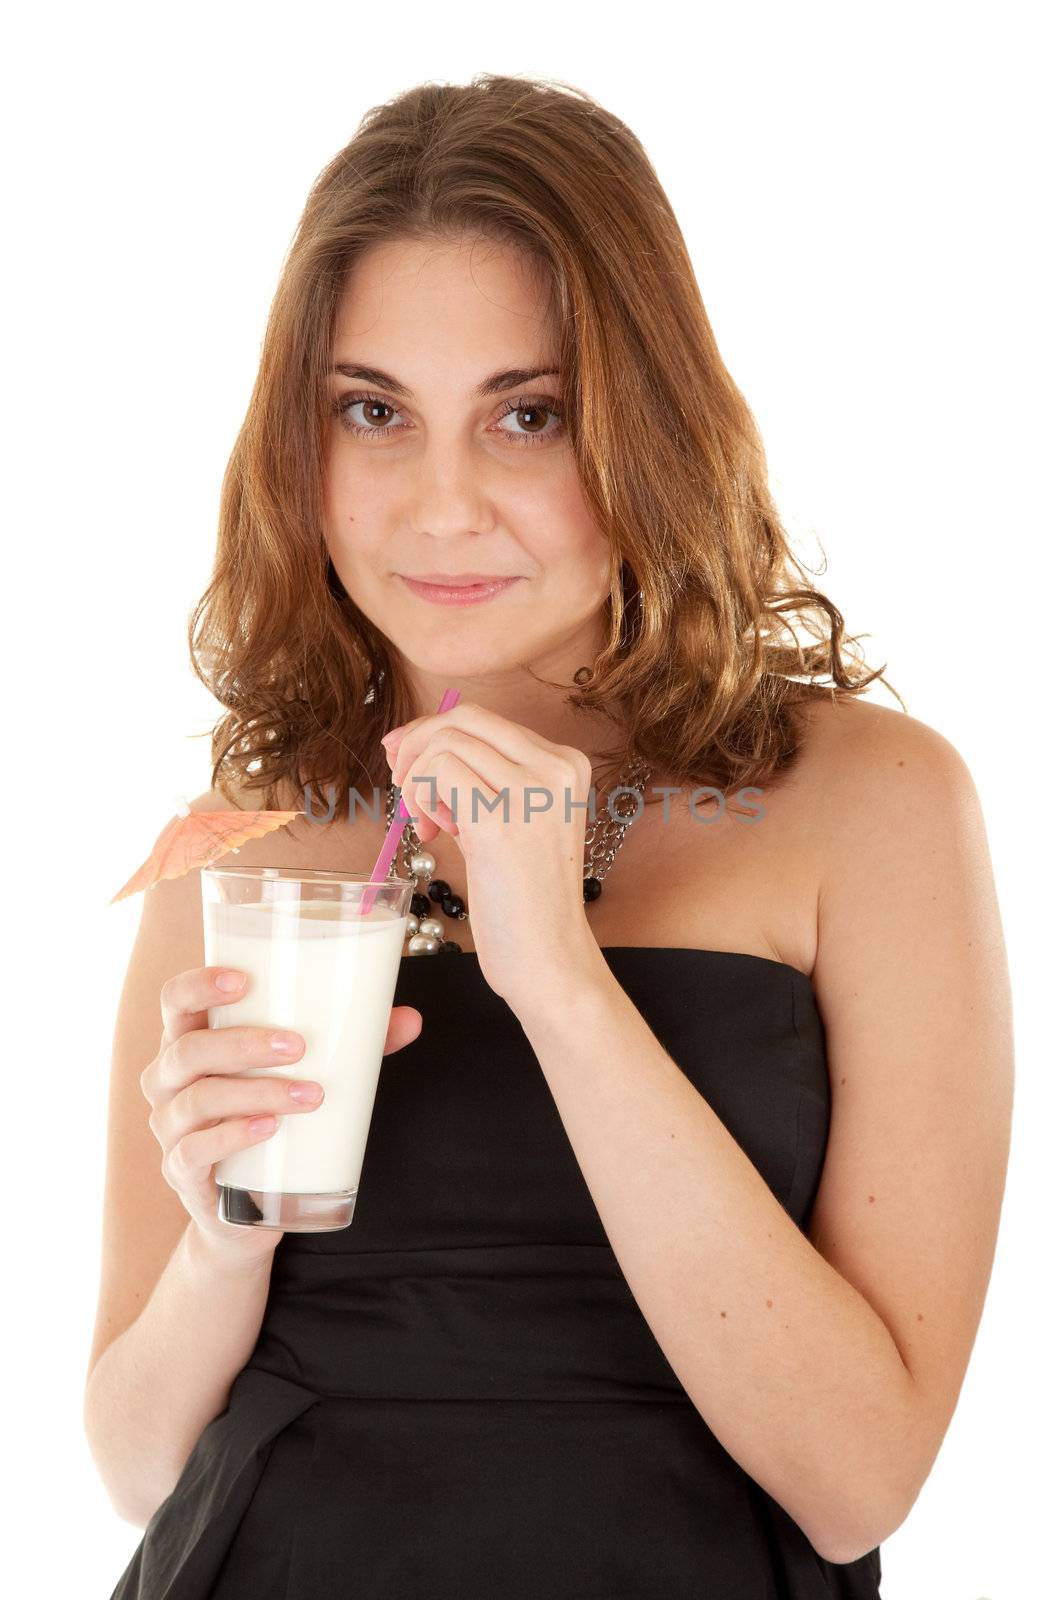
<box><xmin>357</xmin><ymin>686</ymin><xmax>462</xmax><ymax>917</ymax></box>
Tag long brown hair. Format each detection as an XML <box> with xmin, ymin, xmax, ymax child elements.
<box><xmin>189</xmin><ymin>71</ymin><xmax>902</xmax><ymax>822</ymax></box>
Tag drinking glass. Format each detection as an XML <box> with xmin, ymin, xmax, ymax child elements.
<box><xmin>201</xmin><ymin>866</ymin><xmax>413</xmax><ymax>1232</ymax></box>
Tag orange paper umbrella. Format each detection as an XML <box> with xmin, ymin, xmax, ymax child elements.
<box><xmin>110</xmin><ymin>796</ymin><xmax>303</xmax><ymax>904</ymax></box>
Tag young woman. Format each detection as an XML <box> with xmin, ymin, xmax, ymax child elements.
<box><xmin>88</xmin><ymin>73</ymin><xmax>1013</xmax><ymax>1599</ymax></box>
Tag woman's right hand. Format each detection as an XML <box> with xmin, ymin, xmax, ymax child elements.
<box><xmin>140</xmin><ymin>965</ymin><xmax>423</xmax><ymax>1265</ymax></box>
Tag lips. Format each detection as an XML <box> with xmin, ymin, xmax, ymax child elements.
<box><xmin>403</xmin><ymin>573</ymin><xmax>516</xmax><ymax>586</ymax></box>
<box><xmin>400</xmin><ymin>575</ymin><xmax>522</xmax><ymax>607</ymax></box>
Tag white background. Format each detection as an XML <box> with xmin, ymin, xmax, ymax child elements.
<box><xmin>4</xmin><ymin>3</ymin><xmax>1055</xmax><ymax>1595</ymax></box>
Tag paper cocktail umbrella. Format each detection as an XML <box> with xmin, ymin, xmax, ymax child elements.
<box><xmin>109</xmin><ymin>797</ymin><xmax>303</xmax><ymax>903</ymax></box>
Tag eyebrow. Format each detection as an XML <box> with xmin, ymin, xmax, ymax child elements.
<box><xmin>329</xmin><ymin>363</ymin><xmax>562</xmax><ymax>401</ymax></box>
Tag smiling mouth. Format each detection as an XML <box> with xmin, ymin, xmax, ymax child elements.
<box><xmin>399</xmin><ymin>575</ymin><xmax>523</xmax><ymax>607</ymax></box>
<box><xmin>401</xmin><ymin>573</ymin><xmax>519</xmax><ymax>586</ymax></box>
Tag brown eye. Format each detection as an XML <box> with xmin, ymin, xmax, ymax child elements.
<box><xmin>332</xmin><ymin>390</ymin><xmax>565</xmax><ymax>449</ymax></box>
<box><xmin>494</xmin><ymin>397</ymin><xmax>566</xmax><ymax>447</ymax></box>
<box><xmin>510</xmin><ymin>403</ymin><xmax>548</xmax><ymax>433</ymax></box>
<box><xmin>352</xmin><ymin>398</ymin><xmax>397</xmax><ymax>430</ymax></box>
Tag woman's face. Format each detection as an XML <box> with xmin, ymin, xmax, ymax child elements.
<box><xmin>322</xmin><ymin>233</ymin><xmax>613</xmax><ymax>683</ymax></box>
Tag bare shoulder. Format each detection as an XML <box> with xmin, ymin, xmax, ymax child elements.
<box><xmin>783</xmin><ymin>694</ymin><xmax>984</xmax><ymax>971</ymax></box>
<box><xmin>787</xmin><ymin>694</ymin><xmax>981</xmax><ymax>860</ymax></box>
<box><xmin>183</xmin><ymin>783</ymin><xmax>362</xmax><ymax>872</ymax></box>
<box><xmin>178</xmin><ymin>785</ymin><xmax>289</xmax><ymax>869</ymax></box>
<box><xmin>792</xmin><ymin>693</ymin><xmax>974</xmax><ymax>801</ymax></box>
<box><xmin>184</xmin><ymin>781</ymin><xmax>286</xmax><ymax>815</ymax></box>
<box><xmin>781</xmin><ymin>691</ymin><xmax>1002</xmax><ymax>999</ymax></box>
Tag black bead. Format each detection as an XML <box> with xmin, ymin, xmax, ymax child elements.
<box><xmin>427</xmin><ymin>879</ymin><xmax>450</xmax><ymax>903</ymax></box>
<box><xmin>441</xmin><ymin>894</ymin><xmax>465</xmax><ymax>918</ymax></box>
<box><xmin>411</xmin><ymin>892</ymin><xmax>431</xmax><ymax>918</ymax></box>
<box><xmin>441</xmin><ymin>940</ymin><xmax>463</xmax><ymax>954</ymax></box>
<box><xmin>583</xmin><ymin>876</ymin><xmax>602</xmax><ymax>903</ymax></box>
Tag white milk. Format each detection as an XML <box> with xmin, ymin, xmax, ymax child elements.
<box><xmin>204</xmin><ymin>897</ymin><xmax>407</xmax><ymax>1196</ymax></box>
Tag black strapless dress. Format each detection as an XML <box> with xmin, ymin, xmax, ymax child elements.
<box><xmin>108</xmin><ymin>947</ymin><xmax>883</xmax><ymax>1598</ymax></box>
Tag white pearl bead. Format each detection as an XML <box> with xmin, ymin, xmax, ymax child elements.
<box><xmin>418</xmin><ymin>917</ymin><xmax>445</xmax><ymax>941</ymax></box>
<box><xmin>410</xmin><ymin>851</ymin><xmax>436</xmax><ymax>879</ymax></box>
<box><xmin>405</xmin><ymin>912</ymin><xmax>421</xmax><ymax>939</ymax></box>
<box><xmin>407</xmin><ymin>934</ymin><xmax>441</xmax><ymax>955</ymax></box>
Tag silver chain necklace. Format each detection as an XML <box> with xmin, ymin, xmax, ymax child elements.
<box><xmin>383</xmin><ymin>755</ymin><xmax>653</xmax><ymax>956</ymax></box>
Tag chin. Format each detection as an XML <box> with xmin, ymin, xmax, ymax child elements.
<box><xmin>391</xmin><ymin>637</ymin><xmax>524</xmax><ymax>677</ymax></box>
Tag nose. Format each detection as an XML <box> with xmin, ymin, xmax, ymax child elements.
<box><xmin>407</xmin><ymin>438</ymin><xmax>495</xmax><ymax>539</ymax></box>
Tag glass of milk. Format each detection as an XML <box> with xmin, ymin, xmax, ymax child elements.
<box><xmin>201</xmin><ymin>866</ymin><xmax>413</xmax><ymax>1232</ymax></box>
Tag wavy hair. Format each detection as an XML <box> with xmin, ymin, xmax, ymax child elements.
<box><xmin>189</xmin><ymin>71</ymin><xmax>903</xmax><ymax>821</ymax></box>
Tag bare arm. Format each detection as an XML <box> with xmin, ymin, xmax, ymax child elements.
<box><xmin>511</xmin><ymin>709</ymin><xmax>1013</xmax><ymax>1565</ymax></box>
<box><xmin>83</xmin><ymin>1220</ymin><xmax>274</xmax><ymax>1526</ymax></box>
<box><xmin>83</xmin><ymin>791</ymin><xmax>424</xmax><ymax>1527</ymax></box>
<box><xmin>83</xmin><ymin>796</ymin><xmax>283</xmax><ymax>1526</ymax></box>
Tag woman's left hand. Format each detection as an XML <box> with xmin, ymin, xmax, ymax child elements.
<box><xmin>382</xmin><ymin>701</ymin><xmax>602</xmax><ymax>1012</ymax></box>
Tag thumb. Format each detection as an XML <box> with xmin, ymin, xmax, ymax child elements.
<box><xmin>383</xmin><ymin>1005</ymin><xmax>423</xmax><ymax>1054</ymax></box>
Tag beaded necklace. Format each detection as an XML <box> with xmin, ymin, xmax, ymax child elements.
<box><xmin>383</xmin><ymin>755</ymin><xmax>652</xmax><ymax>956</ymax></box>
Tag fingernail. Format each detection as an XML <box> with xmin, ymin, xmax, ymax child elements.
<box><xmin>288</xmin><ymin>1081</ymin><xmax>323</xmax><ymax>1103</ymax></box>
